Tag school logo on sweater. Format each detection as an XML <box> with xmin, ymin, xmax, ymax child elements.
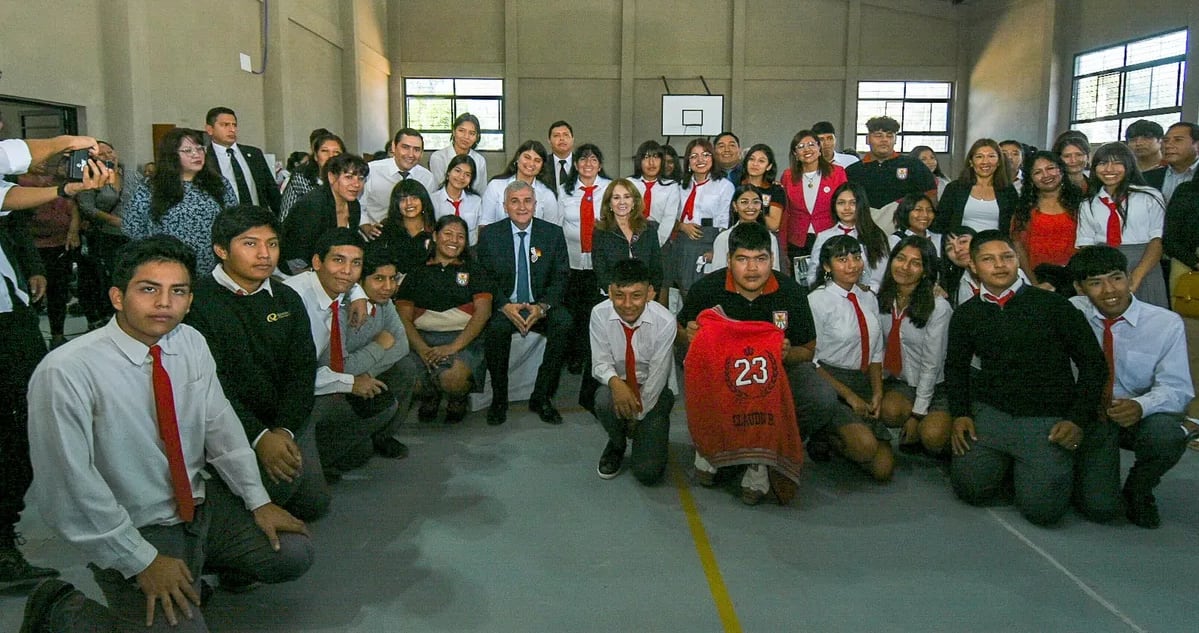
<box><xmin>896</xmin><ymin>167</ymin><xmax>909</xmax><ymax>180</ymax></box>
<box><xmin>266</xmin><ymin>311</ymin><xmax>291</xmax><ymax>322</ymax></box>
<box><xmin>456</xmin><ymin>272</ymin><xmax>470</xmax><ymax>286</ymax></box>
<box><xmin>772</xmin><ymin>310</ymin><xmax>788</xmax><ymax>330</ymax></box>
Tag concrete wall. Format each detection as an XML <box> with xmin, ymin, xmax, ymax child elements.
<box><xmin>2</xmin><ymin>0</ymin><xmax>1194</xmax><ymax>177</ymax></box>
<box><xmin>390</xmin><ymin>0</ymin><xmax>962</xmax><ymax>176</ymax></box>
<box><xmin>963</xmin><ymin>0</ymin><xmax>1198</xmax><ymax>151</ymax></box>
<box><xmin>0</xmin><ymin>0</ymin><xmax>389</xmax><ymax>168</ymax></box>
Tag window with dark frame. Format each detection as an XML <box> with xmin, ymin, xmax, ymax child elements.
<box><xmin>404</xmin><ymin>78</ymin><xmax>504</xmax><ymax>152</ymax></box>
<box><xmin>1071</xmin><ymin>29</ymin><xmax>1188</xmax><ymax>144</ymax></box>
<box><xmin>855</xmin><ymin>81</ymin><xmax>953</xmax><ymax>154</ymax></box>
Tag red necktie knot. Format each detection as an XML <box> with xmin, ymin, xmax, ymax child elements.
<box><xmin>839</xmin><ymin>225</ymin><xmax>854</xmax><ymax>235</ymax></box>
<box><xmin>449</xmin><ymin>197</ymin><xmax>462</xmax><ymax>216</ymax></box>
<box><xmin>983</xmin><ymin>292</ymin><xmax>1013</xmax><ymax>307</ymax></box>
<box><xmin>681</xmin><ymin>179</ymin><xmax>708</xmax><ymax>222</ymax></box>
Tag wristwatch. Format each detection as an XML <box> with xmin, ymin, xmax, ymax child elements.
<box><xmin>538</xmin><ymin>302</ymin><xmax>551</xmax><ymax>314</ymax></box>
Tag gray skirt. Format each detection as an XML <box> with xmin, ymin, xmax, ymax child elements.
<box><xmin>1119</xmin><ymin>242</ymin><xmax>1168</xmax><ymax>308</ymax></box>
<box><xmin>416</xmin><ymin>329</ymin><xmax>486</xmax><ymax>393</ymax></box>
<box><xmin>672</xmin><ymin>225</ymin><xmax>719</xmax><ymax>292</ymax></box>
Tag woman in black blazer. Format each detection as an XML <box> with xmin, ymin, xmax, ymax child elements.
<box><xmin>931</xmin><ymin>138</ymin><xmax>1019</xmax><ymax>237</ymax></box>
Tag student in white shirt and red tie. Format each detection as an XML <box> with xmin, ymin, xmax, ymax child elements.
<box><xmin>807</xmin><ymin>234</ymin><xmax>895</xmax><ymax>482</ymax></box>
<box><xmin>1067</xmin><ymin>245</ymin><xmax>1198</xmax><ymax>529</ymax></box>
<box><xmin>22</xmin><ymin>236</ymin><xmax>311</xmax><ymax>633</ymax></box>
<box><xmin>591</xmin><ymin>258</ymin><xmax>677</xmax><ymax>484</ymax></box>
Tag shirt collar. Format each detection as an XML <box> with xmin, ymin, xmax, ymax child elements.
<box><xmin>213</xmin><ymin>265</ymin><xmax>273</xmax><ymax>296</ymax></box>
<box><xmin>980</xmin><ymin>277</ymin><xmax>1024</xmax><ymax>304</ymax></box>
<box><xmin>509</xmin><ymin>220</ymin><xmax>533</xmax><ymax>236</ymax></box>
<box><xmin>606</xmin><ymin>301</ymin><xmax>663</xmax><ymax>329</ymax></box>
<box><xmin>105</xmin><ymin>318</ymin><xmax>182</xmax><ymax>367</ymax></box>
<box><xmin>300</xmin><ymin>270</ymin><xmax>343</xmax><ymax>308</ymax></box>
<box><xmin>1168</xmin><ymin>157</ymin><xmax>1199</xmax><ymax>177</ymax></box>
<box><xmin>1081</xmin><ymin>294</ymin><xmax>1142</xmax><ymax>327</ymax></box>
<box><xmin>210</xmin><ymin>141</ymin><xmax>239</xmax><ymax>153</ymax></box>
<box><xmin>723</xmin><ymin>269</ymin><xmax>781</xmax><ymax>295</ymax></box>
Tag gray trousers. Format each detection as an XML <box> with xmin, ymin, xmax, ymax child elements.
<box><xmin>1074</xmin><ymin>412</ymin><xmax>1189</xmax><ymax>506</ymax></box>
<box><xmin>261</xmin><ymin>423</ymin><xmax>331</xmax><ymax>521</ymax></box>
<box><xmin>950</xmin><ymin>403</ymin><xmax>1076</xmax><ymax>526</ymax></box>
<box><xmin>53</xmin><ymin>476</ymin><xmax>313</xmax><ymax>632</ymax></box>
<box><xmin>312</xmin><ymin>393</ymin><xmax>395</xmax><ymax>473</ymax></box>
<box><xmin>596</xmin><ymin>386</ymin><xmax>674</xmax><ymax>485</ymax></box>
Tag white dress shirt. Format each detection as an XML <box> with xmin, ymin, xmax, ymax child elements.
<box><xmin>1075</xmin><ymin>187</ymin><xmax>1166</xmax><ymax>247</ymax></box>
<box><xmin>284</xmin><ymin>270</ymin><xmax>355</xmax><ymax>395</ymax></box>
<box><xmin>427</xmin><ymin>147</ymin><xmax>488</xmax><ymax>196</ymax></box>
<box><xmin>707</xmin><ymin>221</ymin><xmax>782</xmax><ymax>274</ymax></box>
<box><xmin>209</xmin><ymin>141</ymin><xmax>260</xmax><ymax>206</ymax></box>
<box><xmin>431</xmin><ymin>187</ymin><xmax>484</xmax><ymax>245</ymax></box>
<box><xmin>809</xmin><ymin>282</ymin><xmax>884</xmax><ymax>371</ymax></box>
<box><xmin>0</xmin><ymin>139</ymin><xmax>33</xmax><ymax>310</ymax></box>
<box><xmin>559</xmin><ymin>177</ymin><xmax>611</xmax><ymax>270</ymax></box>
<box><xmin>881</xmin><ymin>296</ymin><xmax>952</xmax><ymax>415</ymax></box>
<box><xmin>806</xmin><ymin>224</ymin><xmax>886</xmax><ymax>291</ymax></box>
<box><xmin>360</xmin><ymin>158</ymin><xmax>437</xmax><ymax>225</ymax></box>
<box><xmin>679</xmin><ymin>177</ymin><xmax>734</xmax><ymax>229</ymax></box>
<box><xmin>630</xmin><ymin>177</ymin><xmax>681</xmax><ymax>246</ymax></box>
<box><xmin>27</xmin><ymin>320</ymin><xmax>269</xmax><ymax>578</ymax></box>
<box><xmin>590</xmin><ymin>299</ymin><xmax>677</xmax><ymax>419</ymax></box>
<box><xmin>1070</xmin><ymin>295</ymin><xmax>1194</xmax><ymax>416</ymax></box>
<box><xmin>480</xmin><ymin>177</ymin><xmax>559</xmax><ymax>226</ymax></box>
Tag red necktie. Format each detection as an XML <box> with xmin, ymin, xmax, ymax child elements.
<box><xmin>839</xmin><ymin>225</ymin><xmax>854</xmax><ymax>235</ymax></box>
<box><xmin>449</xmin><ymin>197</ymin><xmax>462</xmax><ymax>216</ymax></box>
<box><xmin>969</xmin><ymin>282</ymin><xmax>980</xmax><ymax>297</ymax></box>
<box><xmin>846</xmin><ymin>291</ymin><xmax>870</xmax><ymax>372</ymax></box>
<box><xmin>681</xmin><ymin>179</ymin><xmax>707</xmax><ymax>222</ymax></box>
<box><xmin>581</xmin><ymin>185</ymin><xmax>597</xmax><ymax>253</ymax></box>
<box><xmin>329</xmin><ymin>300</ymin><xmax>345</xmax><ymax>372</ymax></box>
<box><xmin>149</xmin><ymin>345</ymin><xmax>195</xmax><ymax>522</ymax></box>
<box><xmin>1100</xmin><ymin>196</ymin><xmax>1122</xmax><ymax>246</ymax></box>
<box><xmin>983</xmin><ymin>292</ymin><xmax>1012</xmax><ymax>307</ymax></box>
<box><xmin>884</xmin><ymin>307</ymin><xmax>904</xmax><ymax>377</ymax></box>
<box><xmin>235</xmin><ymin>289</ymin><xmax>247</xmax><ymax>296</ymax></box>
<box><xmin>622</xmin><ymin>323</ymin><xmax>642</xmax><ymax>411</ymax></box>
<box><xmin>642</xmin><ymin>180</ymin><xmax>655</xmax><ymax>218</ymax></box>
<box><xmin>1102</xmin><ymin>316</ymin><xmax>1124</xmax><ymax>406</ymax></box>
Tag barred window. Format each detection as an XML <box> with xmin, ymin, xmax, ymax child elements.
<box><xmin>1071</xmin><ymin>29</ymin><xmax>1187</xmax><ymax>144</ymax></box>
<box><xmin>404</xmin><ymin>78</ymin><xmax>504</xmax><ymax>152</ymax></box>
<box><xmin>855</xmin><ymin>81</ymin><xmax>952</xmax><ymax>153</ymax></box>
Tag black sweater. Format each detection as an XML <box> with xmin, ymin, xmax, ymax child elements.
<box><xmin>1164</xmin><ymin>179</ymin><xmax>1199</xmax><ymax>268</ymax></box>
<box><xmin>931</xmin><ymin>180</ymin><xmax>1020</xmax><ymax>237</ymax></box>
<box><xmin>946</xmin><ymin>285</ymin><xmax>1105</xmax><ymax>428</ymax></box>
<box><xmin>185</xmin><ymin>274</ymin><xmax>317</xmax><ymax>440</ymax></box>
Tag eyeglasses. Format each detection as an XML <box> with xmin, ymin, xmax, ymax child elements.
<box><xmin>735</xmin><ymin>199</ymin><xmax>764</xmax><ymax>207</ymax></box>
<box><xmin>795</xmin><ymin>142</ymin><xmax>819</xmax><ymax>151</ymax></box>
<box><xmin>177</xmin><ymin>146</ymin><xmax>205</xmax><ymax>156</ymax></box>
<box><xmin>688</xmin><ymin>152</ymin><xmax>712</xmax><ymax>161</ymax></box>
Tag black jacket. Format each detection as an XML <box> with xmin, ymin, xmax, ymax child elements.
<box><xmin>931</xmin><ymin>179</ymin><xmax>1020</xmax><ymax>236</ymax></box>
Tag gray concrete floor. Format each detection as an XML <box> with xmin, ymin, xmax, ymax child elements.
<box><xmin>3</xmin><ymin>315</ymin><xmax>1197</xmax><ymax>632</ymax></box>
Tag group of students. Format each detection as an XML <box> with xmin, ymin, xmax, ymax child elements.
<box><xmin>4</xmin><ymin>108</ymin><xmax>1199</xmax><ymax>631</ymax></box>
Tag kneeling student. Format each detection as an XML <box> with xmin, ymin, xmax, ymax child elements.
<box><xmin>1068</xmin><ymin>245</ymin><xmax>1197</xmax><ymax>528</ymax></box>
<box><xmin>946</xmin><ymin>230</ymin><xmax>1107</xmax><ymax>526</ymax></box>
<box><xmin>591</xmin><ymin>258</ymin><xmax>677</xmax><ymax>484</ymax></box>
<box><xmin>22</xmin><ymin>236</ymin><xmax>312</xmax><ymax>632</ymax></box>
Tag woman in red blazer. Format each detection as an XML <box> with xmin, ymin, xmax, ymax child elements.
<box><xmin>780</xmin><ymin>129</ymin><xmax>848</xmax><ymax>261</ymax></box>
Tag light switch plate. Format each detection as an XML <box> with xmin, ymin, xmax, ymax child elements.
<box><xmin>239</xmin><ymin>53</ymin><xmax>252</xmax><ymax>72</ymax></box>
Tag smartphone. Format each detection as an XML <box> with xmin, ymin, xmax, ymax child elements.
<box><xmin>66</xmin><ymin>149</ymin><xmax>90</xmax><ymax>181</ymax></box>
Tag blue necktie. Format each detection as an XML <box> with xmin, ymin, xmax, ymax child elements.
<box><xmin>516</xmin><ymin>231</ymin><xmax>532</xmax><ymax>303</ymax></box>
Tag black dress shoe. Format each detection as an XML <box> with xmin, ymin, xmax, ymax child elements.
<box><xmin>373</xmin><ymin>436</ymin><xmax>409</xmax><ymax>459</ymax></box>
<box><xmin>530</xmin><ymin>399</ymin><xmax>563</xmax><ymax>425</ymax></box>
<box><xmin>487</xmin><ymin>403</ymin><xmax>508</xmax><ymax>426</ymax></box>
<box><xmin>1123</xmin><ymin>488</ymin><xmax>1161</xmax><ymax>529</ymax></box>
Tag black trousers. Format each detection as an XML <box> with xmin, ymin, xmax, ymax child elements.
<box><xmin>37</xmin><ymin>246</ymin><xmax>73</xmax><ymax>336</ymax></box>
<box><xmin>565</xmin><ymin>268</ymin><xmax>603</xmax><ymax>409</ymax></box>
<box><xmin>0</xmin><ymin>298</ymin><xmax>49</xmax><ymax>535</ymax></box>
<box><xmin>484</xmin><ymin>306</ymin><xmax>571</xmax><ymax>405</ymax></box>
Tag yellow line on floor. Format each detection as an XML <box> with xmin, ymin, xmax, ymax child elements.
<box><xmin>671</xmin><ymin>466</ymin><xmax>742</xmax><ymax>633</ymax></box>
